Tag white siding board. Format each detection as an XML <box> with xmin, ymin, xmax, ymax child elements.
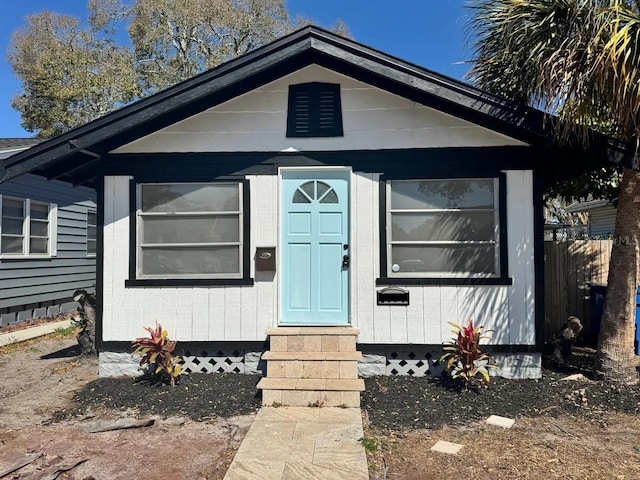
<box><xmin>439</xmin><ymin>287</ymin><xmax>459</xmax><ymax>344</ymax></box>
<box><xmin>114</xmin><ymin>65</ymin><xmax>526</xmax><ymax>154</ymax></box>
<box><xmin>422</xmin><ymin>288</ymin><xmax>442</xmax><ymax>344</ymax></box>
<box><xmin>523</xmin><ymin>171</ymin><xmax>536</xmax><ymax>344</ymax></box>
<box><xmin>142</xmin><ymin>288</ymin><xmax>164</xmax><ymax>337</ymax></box>
<box><xmin>373</xmin><ymin>305</ymin><xmax>392</xmax><ymax>343</ymax></box>
<box><xmin>240</xmin><ymin>286</ymin><xmax>258</xmax><ymax>339</ymax></box>
<box><xmin>224</xmin><ymin>287</ymin><xmax>242</xmax><ymax>341</ymax></box>
<box><xmin>253</xmin><ymin>175</ymin><xmax>277</xmax><ymax>332</ymax></box>
<box><xmin>480</xmin><ymin>287</ymin><xmax>509</xmax><ymax>344</ymax></box>
<box><xmin>208</xmin><ymin>288</ymin><xmax>226</xmax><ymax>340</ymax></box>
<box><xmin>102</xmin><ymin>176</ymin><xmax>116</xmax><ymax>341</ymax></box>
<box><xmin>128</xmin><ymin>287</ymin><xmax>146</xmax><ymax>343</ymax></box>
<box><xmin>506</xmin><ymin>170</ymin><xmax>535</xmax><ymax>345</ymax></box>
<box><xmin>109</xmin><ymin>176</ymin><xmax>131</xmax><ymax>340</ymax></box>
<box><xmin>353</xmin><ymin>172</ymin><xmax>378</xmax><ymax>342</ymax></box>
<box><xmin>406</xmin><ymin>286</ymin><xmax>425</xmax><ymax>344</ymax></box>
<box><xmin>176</xmin><ymin>288</ymin><xmax>194</xmax><ymax>340</ymax></box>
<box><xmin>191</xmin><ymin>288</ymin><xmax>210</xmax><ymax>340</ymax></box>
<box><xmin>455</xmin><ymin>287</ymin><xmax>477</xmax><ymax>326</ymax></box>
<box><xmin>159</xmin><ymin>289</ymin><xmax>179</xmax><ymax>338</ymax></box>
<box><xmin>390</xmin><ymin>304</ymin><xmax>408</xmax><ymax>344</ymax></box>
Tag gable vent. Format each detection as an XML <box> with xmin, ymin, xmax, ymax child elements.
<box><xmin>287</xmin><ymin>82</ymin><xmax>343</xmax><ymax>137</ymax></box>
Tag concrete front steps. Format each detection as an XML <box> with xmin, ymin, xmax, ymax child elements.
<box><xmin>257</xmin><ymin>327</ymin><xmax>365</xmax><ymax>408</ymax></box>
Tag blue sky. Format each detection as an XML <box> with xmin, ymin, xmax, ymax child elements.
<box><xmin>0</xmin><ymin>1</ymin><xmax>470</xmax><ymax>138</ymax></box>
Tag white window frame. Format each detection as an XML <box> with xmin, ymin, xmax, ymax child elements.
<box><xmin>136</xmin><ymin>182</ymin><xmax>244</xmax><ymax>279</ymax></box>
<box><xmin>0</xmin><ymin>194</ymin><xmax>57</xmax><ymax>259</ymax></box>
<box><xmin>386</xmin><ymin>178</ymin><xmax>501</xmax><ymax>278</ymax></box>
<box><xmin>86</xmin><ymin>208</ymin><xmax>97</xmax><ymax>257</ymax></box>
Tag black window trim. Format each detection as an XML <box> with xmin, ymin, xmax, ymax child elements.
<box><xmin>377</xmin><ymin>172</ymin><xmax>511</xmax><ymax>286</ymax></box>
<box><xmin>286</xmin><ymin>82</ymin><xmax>344</xmax><ymax>138</ymax></box>
<box><xmin>125</xmin><ymin>177</ymin><xmax>253</xmax><ymax>287</ymax></box>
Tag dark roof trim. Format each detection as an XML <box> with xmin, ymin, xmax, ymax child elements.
<box><xmin>1</xmin><ymin>26</ymin><xmax>635</xmax><ymax>183</ymax></box>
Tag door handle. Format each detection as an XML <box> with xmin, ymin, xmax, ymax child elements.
<box><xmin>342</xmin><ymin>254</ymin><xmax>350</xmax><ymax>269</ymax></box>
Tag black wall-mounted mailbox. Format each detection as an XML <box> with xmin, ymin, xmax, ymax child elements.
<box><xmin>377</xmin><ymin>287</ymin><xmax>409</xmax><ymax>306</ymax></box>
<box><xmin>255</xmin><ymin>247</ymin><xmax>276</xmax><ymax>271</ymax></box>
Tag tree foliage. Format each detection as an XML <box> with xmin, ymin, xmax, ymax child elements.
<box><xmin>8</xmin><ymin>1</ymin><xmax>350</xmax><ymax>136</ymax></box>
<box><xmin>8</xmin><ymin>11</ymin><xmax>139</xmax><ymax>137</ymax></box>
<box><xmin>468</xmin><ymin>0</ymin><xmax>640</xmax><ymax>383</ymax></box>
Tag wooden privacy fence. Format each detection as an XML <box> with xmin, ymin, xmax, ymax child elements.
<box><xmin>544</xmin><ymin>240</ymin><xmax>612</xmax><ymax>345</ymax></box>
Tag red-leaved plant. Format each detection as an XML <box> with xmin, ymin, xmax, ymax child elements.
<box><xmin>131</xmin><ymin>322</ymin><xmax>183</xmax><ymax>386</ymax></box>
<box><xmin>440</xmin><ymin>319</ymin><xmax>495</xmax><ymax>390</ymax></box>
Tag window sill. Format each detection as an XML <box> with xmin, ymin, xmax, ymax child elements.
<box><xmin>376</xmin><ymin>277</ymin><xmax>513</xmax><ymax>286</ymax></box>
<box><xmin>125</xmin><ymin>278</ymin><xmax>255</xmax><ymax>287</ymax></box>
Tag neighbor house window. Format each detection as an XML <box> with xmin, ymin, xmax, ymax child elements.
<box><xmin>385</xmin><ymin>178</ymin><xmax>501</xmax><ymax>278</ymax></box>
<box><xmin>87</xmin><ymin>209</ymin><xmax>97</xmax><ymax>256</ymax></box>
<box><xmin>136</xmin><ymin>182</ymin><xmax>244</xmax><ymax>278</ymax></box>
<box><xmin>0</xmin><ymin>195</ymin><xmax>56</xmax><ymax>257</ymax></box>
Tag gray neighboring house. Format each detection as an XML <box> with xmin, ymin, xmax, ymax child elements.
<box><xmin>565</xmin><ymin>199</ymin><xmax>616</xmax><ymax>239</ymax></box>
<box><xmin>0</xmin><ymin>138</ymin><xmax>96</xmax><ymax>326</ymax></box>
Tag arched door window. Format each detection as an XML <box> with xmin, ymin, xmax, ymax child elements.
<box><xmin>292</xmin><ymin>181</ymin><xmax>338</xmax><ymax>204</ymax></box>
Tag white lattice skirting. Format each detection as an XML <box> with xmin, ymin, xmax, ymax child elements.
<box><xmin>98</xmin><ymin>345</ymin><xmax>541</xmax><ymax>379</ymax></box>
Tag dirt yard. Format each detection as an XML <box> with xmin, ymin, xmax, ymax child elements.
<box><xmin>3</xmin><ymin>330</ymin><xmax>640</xmax><ymax>479</ymax></box>
<box><xmin>0</xmin><ymin>333</ymin><xmax>255</xmax><ymax>479</ymax></box>
<box><xmin>364</xmin><ymin>413</ymin><xmax>640</xmax><ymax>479</ymax></box>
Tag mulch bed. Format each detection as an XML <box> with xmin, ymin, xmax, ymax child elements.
<box><xmin>67</xmin><ymin>349</ymin><xmax>640</xmax><ymax>429</ymax></box>
<box><xmin>71</xmin><ymin>373</ymin><xmax>262</xmax><ymax>421</ymax></box>
<box><xmin>362</xmin><ymin>350</ymin><xmax>640</xmax><ymax>430</ymax></box>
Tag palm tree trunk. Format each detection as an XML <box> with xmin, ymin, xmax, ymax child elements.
<box><xmin>595</xmin><ymin>167</ymin><xmax>640</xmax><ymax>383</ymax></box>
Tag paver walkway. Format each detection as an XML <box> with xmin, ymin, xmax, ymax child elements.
<box><xmin>224</xmin><ymin>406</ymin><xmax>369</xmax><ymax>480</ymax></box>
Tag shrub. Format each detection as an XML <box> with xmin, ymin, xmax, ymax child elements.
<box><xmin>131</xmin><ymin>322</ymin><xmax>183</xmax><ymax>386</ymax></box>
<box><xmin>440</xmin><ymin>319</ymin><xmax>495</xmax><ymax>390</ymax></box>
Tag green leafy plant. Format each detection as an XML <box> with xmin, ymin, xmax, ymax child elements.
<box><xmin>131</xmin><ymin>322</ymin><xmax>183</xmax><ymax>386</ymax></box>
<box><xmin>440</xmin><ymin>319</ymin><xmax>495</xmax><ymax>390</ymax></box>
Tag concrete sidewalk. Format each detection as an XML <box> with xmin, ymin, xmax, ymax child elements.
<box><xmin>224</xmin><ymin>406</ymin><xmax>369</xmax><ymax>480</ymax></box>
<box><xmin>0</xmin><ymin>319</ymin><xmax>73</xmax><ymax>347</ymax></box>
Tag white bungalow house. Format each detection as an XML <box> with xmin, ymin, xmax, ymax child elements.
<box><xmin>1</xmin><ymin>27</ymin><xmax>632</xmax><ymax>406</ymax></box>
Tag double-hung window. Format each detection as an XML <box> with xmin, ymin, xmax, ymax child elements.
<box><xmin>385</xmin><ymin>178</ymin><xmax>503</xmax><ymax>279</ymax></box>
<box><xmin>136</xmin><ymin>182</ymin><xmax>244</xmax><ymax>279</ymax></box>
<box><xmin>0</xmin><ymin>195</ymin><xmax>55</xmax><ymax>257</ymax></box>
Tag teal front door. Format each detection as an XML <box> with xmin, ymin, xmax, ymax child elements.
<box><xmin>281</xmin><ymin>170</ymin><xmax>350</xmax><ymax>325</ymax></box>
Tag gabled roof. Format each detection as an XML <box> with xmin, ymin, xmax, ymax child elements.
<box><xmin>1</xmin><ymin>26</ymin><xmax>633</xmax><ymax>186</ymax></box>
<box><xmin>565</xmin><ymin>199</ymin><xmax>615</xmax><ymax>213</ymax></box>
<box><xmin>0</xmin><ymin>138</ymin><xmax>43</xmax><ymax>164</ymax></box>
